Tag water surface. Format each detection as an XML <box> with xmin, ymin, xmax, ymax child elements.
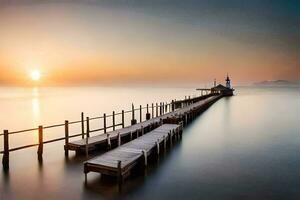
<box><xmin>1</xmin><ymin>86</ymin><xmax>300</xmax><ymax>200</ymax></box>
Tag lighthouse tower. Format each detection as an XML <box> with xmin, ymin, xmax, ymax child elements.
<box><xmin>226</xmin><ymin>74</ymin><xmax>231</xmax><ymax>89</ymax></box>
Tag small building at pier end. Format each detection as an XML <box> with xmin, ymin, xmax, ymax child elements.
<box><xmin>211</xmin><ymin>74</ymin><xmax>234</xmax><ymax>96</ymax></box>
<box><xmin>196</xmin><ymin>74</ymin><xmax>234</xmax><ymax>96</ymax></box>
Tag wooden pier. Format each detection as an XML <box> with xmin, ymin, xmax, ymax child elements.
<box><xmin>84</xmin><ymin>124</ymin><xmax>182</xmax><ymax>181</ymax></box>
<box><xmin>66</xmin><ymin>95</ymin><xmax>221</xmax><ymax>155</ymax></box>
<box><xmin>1</xmin><ymin>92</ymin><xmax>222</xmax><ymax>170</ymax></box>
<box><xmin>83</xmin><ymin>94</ymin><xmax>222</xmax><ymax>182</ymax></box>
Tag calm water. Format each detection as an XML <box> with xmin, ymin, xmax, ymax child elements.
<box><xmin>1</xmin><ymin>86</ymin><xmax>300</xmax><ymax>200</ymax></box>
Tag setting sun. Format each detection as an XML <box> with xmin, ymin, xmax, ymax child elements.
<box><xmin>30</xmin><ymin>70</ymin><xmax>41</xmax><ymax>81</ymax></box>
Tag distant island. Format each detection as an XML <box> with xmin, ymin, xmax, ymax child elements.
<box><xmin>254</xmin><ymin>80</ymin><xmax>299</xmax><ymax>87</ymax></box>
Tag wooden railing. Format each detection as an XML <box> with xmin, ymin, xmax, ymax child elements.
<box><xmin>1</xmin><ymin>91</ymin><xmax>213</xmax><ymax>169</ymax></box>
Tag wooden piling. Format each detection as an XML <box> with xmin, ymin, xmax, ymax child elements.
<box><xmin>122</xmin><ymin>110</ymin><xmax>125</xmax><ymax>128</ymax></box>
<box><xmin>117</xmin><ymin>160</ymin><xmax>122</xmax><ymax>183</ymax></box>
<box><xmin>151</xmin><ymin>103</ymin><xmax>154</xmax><ymax>118</ymax></box>
<box><xmin>107</xmin><ymin>133</ymin><xmax>111</xmax><ymax>149</ymax></box>
<box><xmin>156</xmin><ymin>103</ymin><xmax>158</xmax><ymax>117</ymax></box>
<box><xmin>141</xmin><ymin>126</ymin><xmax>144</xmax><ymax>135</ymax></box>
<box><xmin>140</xmin><ymin>105</ymin><xmax>142</xmax><ymax>122</ymax></box>
<box><xmin>37</xmin><ymin>126</ymin><xmax>43</xmax><ymax>159</ymax></box>
<box><xmin>64</xmin><ymin>120</ymin><xmax>69</xmax><ymax>156</ymax></box>
<box><xmin>131</xmin><ymin>104</ymin><xmax>137</xmax><ymax>125</ymax></box>
<box><xmin>118</xmin><ymin>132</ymin><xmax>121</xmax><ymax>146</ymax></box>
<box><xmin>103</xmin><ymin>113</ymin><xmax>106</xmax><ymax>133</ymax></box>
<box><xmin>146</xmin><ymin>104</ymin><xmax>151</xmax><ymax>120</ymax></box>
<box><xmin>143</xmin><ymin>150</ymin><xmax>147</xmax><ymax>167</ymax></box>
<box><xmin>2</xmin><ymin>130</ymin><xmax>9</xmax><ymax>170</ymax></box>
<box><xmin>85</xmin><ymin>137</ymin><xmax>89</xmax><ymax>158</ymax></box>
<box><xmin>112</xmin><ymin>111</ymin><xmax>115</xmax><ymax>131</ymax></box>
<box><xmin>86</xmin><ymin>117</ymin><xmax>90</xmax><ymax>138</ymax></box>
<box><xmin>163</xmin><ymin>135</ymin><xmax>167</xmax><ymax>151</ymax></box>
<box><xmin>81</xmin><ymin>112</ymin><xmax>85</xmax><ymax>139</ymax></box>
<box><xmin>171</xmin><ymin>100</ymin><xmax>174</xmax><ymax>111</ymax></box>
<box><xmin>156</xmin><ymin>140</ymin><xmax>160</xmax><ymax>155</ymax></box>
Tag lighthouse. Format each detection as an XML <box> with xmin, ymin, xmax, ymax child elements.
<box><xmin>226</xmin><ymin>74</ymin><xmax>231</xmax><ymax>89</ymax></box>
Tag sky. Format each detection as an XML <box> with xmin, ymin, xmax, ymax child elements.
<box><xmin>0</xmin><ymin>0</ymin><xmax>299</xmax><ymax>86</ymax></box>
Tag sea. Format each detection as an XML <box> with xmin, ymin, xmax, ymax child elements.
<box><xmin>1</xmin><ymin>86</ymin><xmax>300</xmax><ymax>200</ymax></box>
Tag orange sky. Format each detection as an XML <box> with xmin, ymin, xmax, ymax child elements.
<box><xmin>0</xmin><ymin>2</ymin><xmax>299</xmax><ymax>86</ymax></box>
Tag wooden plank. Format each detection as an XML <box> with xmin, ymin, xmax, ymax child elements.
<box><xmin>71</xmin><ymin>95</ymin><xmax>219</xmax><ymax>152</ymax></box>
<box><xmin>84</xmin><ymin>124</ymin><xmax>180</xmax><ymax>177</ymax></box>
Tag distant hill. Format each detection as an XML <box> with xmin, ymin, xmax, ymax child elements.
<box><xmin>254</xmin><ymin>80</ymin><xmax>299</xmax><ymax>87</ymax></box>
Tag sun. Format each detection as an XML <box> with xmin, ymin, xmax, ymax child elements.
<box><xmin>30</xmin><ymin>70</ymin><xmax>41</xmax><ymax>81</ymax></box>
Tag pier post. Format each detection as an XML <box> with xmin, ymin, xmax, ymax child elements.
<box><xmin>103</xmin><ymin>113</ymin><xmax>106</xmax><ymax>133</ymax></box>
<box><xmin>122</xmin><ymin>110</ymin><xmax>125</xmax><ymax>128</ymax></box>
<box><xmin>146</xmin><ymin>104</ymin><xmax>150</xmax><ymax>120</ymax></box>
<box><xmin>81</xmin><ymin>112</ymin><xmax>85</xmax><ymax>139</ymax></box>
<box><xmin>151</xmin><ymin>103</ymin><xmax>154</xmax><ymax>118</ymax></box>
<box><xmin>85</xmin><ymin>137</ymin><xmax>89</xmax><ymax>158</ymax></box>
<box><xmin>163</xmin><ymin>135</ymin><xmax>167</xmax><ymax>152</ymax></box>
<box><xmin>64</xmin><ymin>120</ymin><xmax>69</xmax><ymax>157</ymax></box>
<box><xmin>86</xmin><ymin>117</ymin><xmax>90</xmax><ymax>138</ymax></box>
<box><xmin>131</xmin><ymin>104</ymin><xmax>137</xmax><ymax>125</ymax></box>
<box><xmin>171</xmin><ymin>100</ymin><xmax>174</xmax><ymax>111</ymax></box>
<box><xmin>2</xmin><ymin>130</ymin><xmax>9</xmax><ymax>170</ymax></box>
<box><xmin>156</xmin><ymin>103</ymin><xmax>158</xmax><ymax>117</ymax></box>
<box><xmin>143</xmin><ymin>150</ymin><xmax>147</xmax><ymax>167</ymax></box>
<box><xmin>118</xmin><ymin>133</ymin><xmax>121</xmax><ymax>146</ymax></box>
<box><xmin>112</xmin><ymin>111</ymin><xmax>115</xmax><ymax>131</ymax></box>
<box><xmin>37</xmin><ymin>126</ymin><xmax>43</xmax><ymax>160</ymax></box>
<box><xmin>160</xmin><ymin>102</ymin><xmax>163</xmax><ymax>115</ymax></box>
<box><xmin>117</xmin><ymin>160</ymin><xmax>122</xmax><ymax>183</ymax></box>
<box><xmin>107</xmin><ymin>133</ymin><xmax>111</xmax><ymax>149</ymax></box>
<box><xmin>140</xmin><ymin>105</ymin><xmax>142</xmax><ymax>122</ymax></box>
<box><xmin>165</xmin><ymin>102</ymin><xmax>167</xmax><ymax>113</ymax></box>
<box><xmin>156</xmin><ymin>140</ymin><xmax>160</xmax><ymax>155</ymax></box>
<box><xmin>169</xmin><ymin>131</ymin><xmax>172</xmax><ymax>146</ymax></box>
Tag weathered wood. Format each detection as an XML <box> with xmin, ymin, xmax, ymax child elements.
<box><xmin>107</xmin><ymin>133</ymin><xmax>111</xmax><ymax>149</ymax></box>
<box><xmin>118</xmin><ymin>160</ymin><xmax>122</xmax><ymax>183</ymax></box>
<box><xmin>143</xmin><ymin>150</ymin><xmax>147</xmax><ymax>167</ymax></box>
<box><xmin>2</xmin><ymin>130</ymin><xmax>9</xmax><ymax>170</ymax></box>
<box><xmin>113</xmin><ymin>111</ymin><xmax>115</xmax><ymax>131</ymax></box>
<box><xmin>37</xmin><ymin>126</ymin><xmax>43</xmax><ymax>159</ymax></box>
<box><xmin>84</xmin><ymin>124</ymin><xmax>180</xmax><ymax>181</ymax></box>
<box><xmin>172</xmin><ymin>100</ymin><xmax>174</xmax><ymax>111</ymax></box>
<box><xmin>131</xmin><ymin>104</ymin><xmax>137</xmax><ymax>125</ymax></box>
<box><xmin>64</xmin><ymin>120</ymin><xmax>69</xmax><ymax>156</ymax></box>
<box><xmin>156</xmin><ymin>140</ymin><xmax>160</xmax><ymax>155</ymax></box>
<box><xmin>86</xmin><ymin>117</ymin><xmax>90</xmax><ymax>138</ymax></box>
<box><xmin>151</xmin><ymin>103</ymin><xmax>154</xmax><ymax>118</ymax></box>
<box><xmin>118</xmin><ymin>132</ymin><xmax>121</xmax><ymax>146</ymax></box>
<box><xmin>146</xmin><ymin>104</ymin><xmax>151</xmax><ymax>120</ymax></box>
<box><xmin>140</xmin><ymin>105</ymin><xmax>142</xmax><ymax>123</ymax></box>
<box><xmin>163</xmin><ymin>135</ymin><xmax>167</xmax><ymax>151</ymax></box>
<box><xmin>103</xmin><ymin>113</ymin><xmax>107</xmax><ymax>133</ymax></box>
<box><xmin>81</xmin><ymin>112</ymin><xmax>85</xmax><ymax>139</ymax></box>
<box><xmin>67</xmin><ymin>95</ymin><xmax>221</xmax><ymax>153</ymax></box>
<box><xmin>85</xmin><ymin>137</ymin><xmax>89</xmax><ymax>158</ymax></box>
<box><xmin>122</xmin><ymin>110</ymin><xmax>125</xmax><ymax>128</ymax></box>
<box><xmin>156</xmin><ymin>103</ymin><xmax>158</xmax><ymax>117</ymax></box>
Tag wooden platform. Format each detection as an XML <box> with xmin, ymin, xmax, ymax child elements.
<box><xmin>84</xmin><ymin>124</ymin><xmax>182</xmax><ymax>180</ymax></box>
<box><xmin>66</xmin><ymin>95</ymin><xmax>221</xmax><ymax>153</ymax></box>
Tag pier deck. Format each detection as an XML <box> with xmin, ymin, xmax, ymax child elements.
<box><xmin>66</xmin><ymin>95</ymin><xmax>221</xmax><ymax>153</ymax></box>
<box><xmin>84</xmin><ymin>124</ymin><xmax>182</xmax><ymax>180</ymax></box>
